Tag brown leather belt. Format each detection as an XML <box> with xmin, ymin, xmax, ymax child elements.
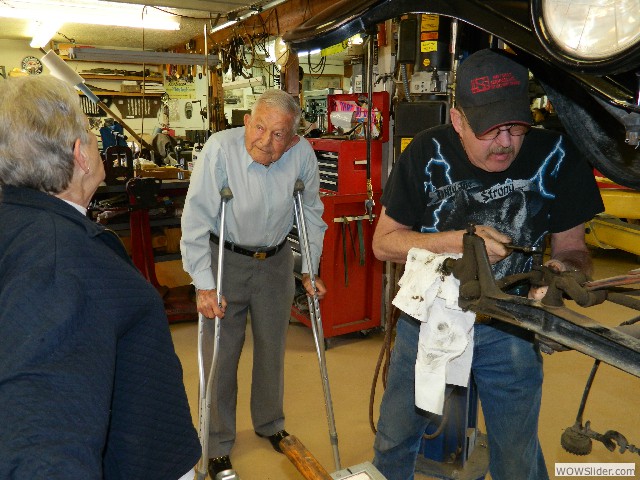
<box><xmin>475</xmin><ymin>313</ymin><xmax>495</xmax><ymax>324</ymax></box>
<box><xmin>210</xmin><ymin>234</ymin><xmax>287</xmax><ymax>260</ymax></box>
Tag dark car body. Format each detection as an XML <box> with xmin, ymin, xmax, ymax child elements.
<box><xmin>285</xmin><ymin>0</ymin><xmax>640</xmax><ymax>189</ymax></box>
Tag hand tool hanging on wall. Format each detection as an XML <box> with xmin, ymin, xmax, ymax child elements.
<box><xmin>292</xmin><ymin>179</ymin><xmax>341</xmax><ymax>472</ymax></box>
<box><xmin>341</xmin><ymin>217</ymin><xmax>356</xmax><ymax>286</ymax></box>
<box><xmin>196</xmin><ymin>187</ymin><xmax>239</xmax><ymax>480</ymax></box>
<box><xmin>340</xmin><ymin>216</ymin><xmax>366</xmax><ymax>286</ymax></box>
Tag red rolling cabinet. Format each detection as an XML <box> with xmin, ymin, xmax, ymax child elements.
<box><xmin>291</xmin><ymin>191</ymin><xmax>383</xmax><ymax>341</ymax></box>
<box><xmin>291</xmin><ymin>91</ymin><xmax>389</xmax><ymax>343</ymax></box>
<box><xmin>308</xmin><ymin>138</ymin><xmax>382</xmax><ymax>194</ymax></box>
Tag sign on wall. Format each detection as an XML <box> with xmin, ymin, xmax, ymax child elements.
<box><xmin>165</xmin><ymin>79</ymin><xmax>197</xmax><ymax>99</ymax></box>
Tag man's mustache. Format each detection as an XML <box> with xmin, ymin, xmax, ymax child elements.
<box><xmin>490</xmin><ymin>146</ymin><xmax>514</xmax><ymax>155</ymax></box>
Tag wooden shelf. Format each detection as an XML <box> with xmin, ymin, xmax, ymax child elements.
<box><xmin>83</xmin><ymin>90</ymin><xmax>164</xmax><ymax>97</ymax></box>
<box><xmin>81</xmin><ymin>74</ymin><xmax>164</xmax><ymax>82</ymax></box>
<box><xmin>92</xmin><ymin>90</ymin><xmax>164</xmax><ymax>97</ymax></box>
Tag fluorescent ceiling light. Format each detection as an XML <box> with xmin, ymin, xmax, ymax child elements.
<box><xmin>29</xmin><ymin>20</ymin><xmax>63</xmax><ymax>48</ymax></box>
<box><xmin>210</xmin><ymin>0</ymin><xmax>288</xmax><ymax>34</ymax></box>
<box><xmin>298</xmin><ymin>49</ymin><xmax>321</xmax><ymax>57</ymax></box>
<box><xmin>41</xmin><ymin>49</ymin><xmax>100</xmax><ymax>103</ymax></box>
<box><xmin>222</xmin><ymin>76</ymin><xmax>264</xmax><ymax>90</ymax></box>
<box><xmin>0</xmin><ymin>0</ymin><xmax>180</xmax><ymax>31</ymax></box>
<box><xmin>211</xmin><ymin>20</ymin><xmax>237</xmax><ymax>33</ymax></box>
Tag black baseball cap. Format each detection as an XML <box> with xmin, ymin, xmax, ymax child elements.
<box><xmin>455</xmin><ymin>49</ymin><xmax>533</xmax><ymax>136</ymax></box>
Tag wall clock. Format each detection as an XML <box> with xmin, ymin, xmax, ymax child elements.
<box><xmin>21</xmin><ymin>56</ymin><xmax>43</xmax><ymax>75</ymax></box>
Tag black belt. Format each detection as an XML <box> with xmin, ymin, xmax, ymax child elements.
<box><xmin>210</xmin><ymin>234</ymin><xmax>287</xmax><ymax>260</ymax></box>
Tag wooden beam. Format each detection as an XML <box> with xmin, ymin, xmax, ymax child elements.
<box><xmin>172</xmin><ymin>0</ymin><xmax>337</xmax><ymax>50</ymax></box>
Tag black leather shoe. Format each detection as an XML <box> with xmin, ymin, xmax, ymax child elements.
<box><xmin>208</xmin><ymin>455</ymin><xmax>233</xmax><ymax>479</ymax></box>
<box><xmin>257</xmin><ymin>429</ymin><xmax>289</xmax><ymax>453</ymax></box>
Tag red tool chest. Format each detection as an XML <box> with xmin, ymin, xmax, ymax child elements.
<box><xmin>291</xmin><ymin>192</ymin><xmax>383</xmax><ymax>343</ymax></box>
<box><xmin>291</xmin><ymin>92</ymin><xmax>389</xmax><ymax>344</ymax></box>
<box><xmin>308</xmin><ymin>138</ymin><xmax>382</xmax><ymax>194</ymax></box>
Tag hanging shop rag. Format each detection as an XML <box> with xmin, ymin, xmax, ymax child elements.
<box><xmin>392</xmin><ymin>248</ymin><xmax>475</xmax><ymax>415</ymax></box>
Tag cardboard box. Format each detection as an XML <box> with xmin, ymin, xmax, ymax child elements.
<box><xmin>57</xmin><ymin>43</ymin><xmax>94</xmax><ymax>57</ymax></box>
<box><xmin>120</xmin><ymin>84</ymin><xmax>141</xmax><ymax>93</ymax></box>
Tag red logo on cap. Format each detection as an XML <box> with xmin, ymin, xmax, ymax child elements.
<box><xmin>470</xmin><ymin>73</ymin><xmax>520</xmax><ymax>94</ymax></box>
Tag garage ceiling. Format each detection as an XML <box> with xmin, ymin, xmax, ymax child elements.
<box><xmin>0</xmin><ymin>0</ymin><xmax>263</xmax><ymax>51</ymax></box>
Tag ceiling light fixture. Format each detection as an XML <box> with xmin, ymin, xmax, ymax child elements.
<box><xmin>29</xmin><ymin>20</ymin><xmax>63</xmax><ymax>48</ymax></box>
<box><xmin>222</xmin><ymin>75</ymin><xmax>264</xmax><ymax>90</ymax></box>
<box><xmin>297</xmin><ymin>49</ymin><xmax>321</xmax><ymax>57</ymax></box>
<box><xmin>40</xmin><ymin>49</ymin><xmax>99</xmax><ymax>102</ymax></box>
<box><xmin>40</xmin><ymin>47</ymin><xmax>152</xmax><ymax>149</ymax></box>
<box><xmin>209</xmin><ymin>0</ymin><xmax>288</xmax><ymax>34</ymax></box>
<box><xmin>211</xmin><ymin>20</ymin><xmax>237</xmax><ymax>33</ymax></box>
<box><xmin>0</xmin><ymin>0</ymin><xmax>180</xmax><ymax>31</ymax></box>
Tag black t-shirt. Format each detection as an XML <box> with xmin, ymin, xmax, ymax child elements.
<box><xmin>382</xmin><ymin>124</ymin><xmax>604</xmax><ymax>279</ymax></box>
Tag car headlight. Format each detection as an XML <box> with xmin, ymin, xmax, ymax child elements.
<box><xmin>531</xmin><ymin>0</ymin><xmax>640</xmax><ymax>72</ymax></box>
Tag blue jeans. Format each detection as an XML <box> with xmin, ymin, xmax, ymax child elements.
<box><xmin>373</xmin><ymin>315</ymin><xmax>548</xmax><ymax>480</ymax></box>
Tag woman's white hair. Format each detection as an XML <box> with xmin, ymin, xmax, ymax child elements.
<box><xmin>251</xmin><ymin>89</ymin><xmax>302</xmax><ymax>135</ymax></box>
<box><xmin>0</xmin><ymin>75</ymin><xmax>90</xmax><ymax>193</ymax></box>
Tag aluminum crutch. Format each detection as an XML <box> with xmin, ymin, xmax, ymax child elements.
<box><xmin>196</xmin><ymin>186</ymin><xmax>238</xmax><ymax>480</ymax></box>
<box><xmin>292</xmin><ymin>179</ymin><xmax>341</xmax><ymax>471</ymax></box>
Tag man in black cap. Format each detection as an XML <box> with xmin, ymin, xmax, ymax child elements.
<box><xmin>371</xmin><ymin>49</ymin><xmax>604</xmax><ymax>479</ymax></box>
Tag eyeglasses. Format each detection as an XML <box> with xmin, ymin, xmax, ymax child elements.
<box><xmin>475</xmin><ymin>124</ymin><xmax>531</xmax><ymax>141</ymax></box>
<box><xmin>460</xmin><ymin>110</ymin><xmax>531</xmax><ymax>141</ymax></box>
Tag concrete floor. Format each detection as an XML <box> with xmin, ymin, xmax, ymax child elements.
<box><xmin>158</xmin><ymin>247</ymin><xmax>640</xmax><ymax>479</ymax></box>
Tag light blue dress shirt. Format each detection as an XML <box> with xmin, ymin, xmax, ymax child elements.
<box><xmin>180</xmin><ymin>127</ymin><xmax>327</xmax><ymax>291</ymax></box>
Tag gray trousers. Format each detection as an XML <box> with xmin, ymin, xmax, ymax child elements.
<box><xmin>203</xmin><ymin>240</ymin><xmax>295</xmax><ymax>457</ymax></box>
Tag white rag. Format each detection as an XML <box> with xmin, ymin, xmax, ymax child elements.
<box><xmin>392</xmin><ymin>248</ymin><xmax>475</xmax><ymax>415</ymax></box>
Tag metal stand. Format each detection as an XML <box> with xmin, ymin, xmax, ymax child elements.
<box><xmin>416</xmin><ymin>382</ymin><xmax>488</xmax><ymax>480</ymax></box>
<box><xmin>292</xmin><ymin>179</ymin><xmax>341</xmax><ymax>471</ymax></box>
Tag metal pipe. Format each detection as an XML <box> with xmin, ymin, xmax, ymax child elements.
<box><xmin>364</xmin><ymin>30</ymin><xmax>375</xmax><ymax>222</ymax></box>
<box><xmin>39</xmin><ymin>47</ymin><xmax>153</xmax><ymax>151</ymax></box>
<box><xmin>204</xmin><ymin>22</ymin><xmax>212</xmax><ymax>131</ymax></box>
<box><xmin>449</xmin><ymin>19</ymin><xmax>459</xmax><ymax>106</ymax></box>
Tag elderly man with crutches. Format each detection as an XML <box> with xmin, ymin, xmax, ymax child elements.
<box><xmin>180</xmin><ymin>89</ymin><xmax>328</xmax><ymax>479</ymax></box>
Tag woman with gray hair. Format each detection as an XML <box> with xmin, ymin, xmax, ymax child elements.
<box><xmin>0</xmin><ymin>75</ymin><xmax>201</xmax><ymax>480</ymax></box>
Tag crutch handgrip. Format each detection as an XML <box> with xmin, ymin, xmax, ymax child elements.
<box><xmin>294</xmin><ymin>179</ymin><xmax>305</xmax><ymax>194</ymax></box>
<box><xmin>220</xmin><ymin>186</ymin><xmax>234</xmax><ymax>201</ymax></box>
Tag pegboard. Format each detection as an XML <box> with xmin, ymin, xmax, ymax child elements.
<box><xmin>81</xmin><ymin>96</ymin><xmax>112</xmax><ymax>117</ymax></box>
<box><xmin>112</xmin><ymin>97</ymin><xmax>162</xmax><ymax>119</ymax></box>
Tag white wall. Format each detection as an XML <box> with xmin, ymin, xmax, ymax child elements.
<box><xmin>0</xmin><ymin>39</ymin><xmax>37</xmax><ymax>77</ymax></box>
